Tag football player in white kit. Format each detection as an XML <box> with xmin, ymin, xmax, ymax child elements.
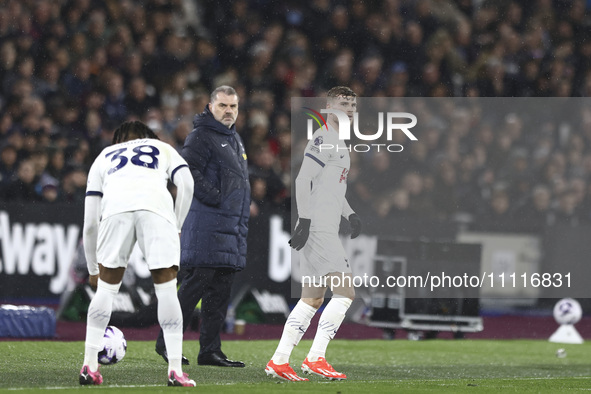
<box><xmin>79</xmin><ymin>121</ymin><xmax>196</xmax><ymax>387</ymax></box>
<box><xmin>266</xmin><ymin>87</ymin><xmax>362</xmax><ymax>381</ymax></box>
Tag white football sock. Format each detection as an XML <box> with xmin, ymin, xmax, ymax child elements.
<box><xmin>83</xmin><ymin>279</ymin><xmax>121</xmax><ymax>371</ymax></box>
<box><xmin>272</xmin><ymin>300</ymin><xmax>317</xmax><ymax>365</ymax></box>
<box><xmin>154</xmin><ymin>279</ymin><xmax>183</xmax><ymax>375</ymax></box>
<box><xmin>307</xmin><ymin>297</ymin><xmax>352</xmax><ymax>362</ymax></box>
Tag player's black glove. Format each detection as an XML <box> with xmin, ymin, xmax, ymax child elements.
<box><xmin>349</xmin><ymin>213</ymin><xmax>362</xmax><ymax>239</ymax></box>
<box><xmin>289</xmin><ymin>218</ymin><xmax>311</xmax><ymax>250</ymax></box>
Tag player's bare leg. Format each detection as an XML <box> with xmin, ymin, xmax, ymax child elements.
<box><xmin>152</xmin><ymin>267</ymin><xmax>196</xmax><ymax>387</ymax></box>
<box><xmin>80</xmin><ymin>265</ymin><xmax>125</xmax><ymax>385</ymax></box>
<box><xmin>265</xmin><ymin>282</ymin><xmax>327</xmax><ymax>381</ymax></box>
<box><xmin>302</xmin><ymin>272</ymin><xmax>354</xmax><ymax>380</ymax></box>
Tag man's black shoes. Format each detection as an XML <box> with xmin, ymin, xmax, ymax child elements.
<box><xmin>156</xmin><ymin>346</ymin><xmax>244</xmax><ymax>367</ymax></box>
<box><xmin>198</xmin><ymin>351</ymin><xmax>245</xmax><ymax>367</ymax></box>
<box><xmin>155</xmin><ymin>345</ymin><xmax>190</xmax><ymax>365</ymax></box>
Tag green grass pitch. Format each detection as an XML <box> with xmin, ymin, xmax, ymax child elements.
<box><xmin>0</xmin><ymin>339</ymin><xmax>589</xmax><ymax>393</ymax></box>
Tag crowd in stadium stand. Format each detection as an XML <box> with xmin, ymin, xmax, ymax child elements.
<box><xmin>1</xmin><ymin>0</ymin><xmax>591</xmax><ymax>234</ymax></box>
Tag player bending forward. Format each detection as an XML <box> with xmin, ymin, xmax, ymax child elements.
<box><xmin>79</xmin><ymin>121</ymin><xmax>196</xmax><ymax>387</ymax></box>
<box><xmin>266</xmin><ymin>86</ymin><xmax>362</xmax><ymax>381</ymax></box>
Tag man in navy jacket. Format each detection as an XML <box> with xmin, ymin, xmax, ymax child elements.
<box><xmin>155</xmin><ymin>85</ymin><xmax>250</xmax><ymax>367</ymax></box>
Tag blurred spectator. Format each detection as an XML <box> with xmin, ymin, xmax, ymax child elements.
<box><xmin>389</xmin><ymin>188</ymin><xmax>414</xmax><ymax>221</ymax></box>
<box><xmin>472</xmin><ymin>188</ymin><xmax>515</xmax><ymax>232</ymax></box>
<box><xmin>171</xmin><ymin>121</ymin><xmax>192</xmax><ymax>151</ymax></box>
<box><xmin>514</xmin><ymin>184</ymin><xmax>553</xmax><ymax>233</ymax></box>
<box><xmin>0</xmin><ymin>143</ymin><xmax>18</xmax><ymax>185</ymax></box>
<box><xmin>82</xmin><ymin>109</ymin><xmax>104</xmax><ymax>146</ymax></box>
<box><xmin>549</xmin><ymin>188</ymin><xmax>581</xmax><ymax>227</ymax></box>
<box><xmin>29</xmin><ymin>147</ymin><xmax>58</xmax><ymax>194</ymax></box>
<box><xmin>40</xmin><ymin>182</ymin><xmax>59</xmax><ymax>203</ymax></box>
<box><xmin>121</xmin><ymin>50</ymin><xmax>145</xmax><ymax>86</ymax></box>
<box><xmin>60</xmin><ymin>165</ymin><xmax>87</xmax><ymax>204</ymax></box>
<box><xmin>62</xmin><ymin>58</ymin><xmax>93</xmax><ymax>101</ymax></box>
<box><xmin>161</xmin><ymin>72</ymin><xmax>194</xmax><ymax>109</ymax></box>
<box><xmin>0</xmin><ymin>0</ymin><xmax>590</xmax><ymax>242</ymax></box>
<box><xmin>101</xmin><ymin>70</ymin><xmax>126</xmax><ymax>124</ymax></box>
<box><xmin>2</xmin><ymin>159</ymin><xmax>40</xmax><ymax>202</ymax></box>
<box><xmin>3</xmin><ymin>56</ymin><xmax>37</xmax><ymax>95</ymax></box>
<box><xmin>248</xmin><ymin>144</ymin><xmax>286</xmax><ymax>205</ymax></box>
<box><xmin>400</xmin><ymin>171</ymin><xmax>435</xmax><ymax>218</ymax></box>
<box><xmin>353</xmin><ymin>150</ymin><xmax>398</xmax><ymax>208</ymax></box>
<box><xmin>250</xmin><ymin>176</ymin><xmax>271</xmax><ymax>219</ymax></box>
<box><xmin>66</xmin><ymin>139</ymin><xmax>91</xmax><ymax>169</ymax></box>
<box><xmin>35</xmin><ymin>61</ymin><xmax>61</xmax><ymax>99</ymax></box>
<box><xmin>0</xmin><ymin>41</ymin><xmax>18</xmax><ymax>90</ymax></box>
<box><xmin>124</xmin><ymin>77</ymin><xmax>158</xmax><ymax>118</ymax></box>
<box><xmin>432</xmin><ymin>160</ymin><xmax>460</xmax><ymax>220</ymax></box>
<box><xmin>85</xmin><ymin>10</ymin><xmax>109</xmax><ymax>54</ymax></box>
<box><xmin>46</xmin><ymin>147</ymin><xmax>65</xmax><ymax>180</ymax></box>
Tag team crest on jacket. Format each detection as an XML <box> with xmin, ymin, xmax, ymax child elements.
<box><xmin>314</xmin><ymin>136</ymin><xmax>323</xmax><ymax>146</ymax></box>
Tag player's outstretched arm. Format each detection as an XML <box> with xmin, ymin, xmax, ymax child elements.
<box><xmin>294</xmin><ymin>156</ymin><xmax>323</xmax><ymax>219</ymax></box>
<box><xmin>291</xmin><ymin>156</ymin><xmax>323</xmax><ymax>249</ymax></box>
<box><xmin>341</xmin><ymin>198</ymin><xmax>354</xmax><ymax>219</ymax></box>
<box><xmin>172</xmin><ymin>166</ymin><xmax>194</xmax><ymax>231</ymax></box>
<box><xmin>83</xmin><ymin>160</ymin><xmax>102</xmax><ymax>281</ymax></box>
<box><xmin>83</xmin><ymin>195</ymin><xmax>101</xmax><ymax>277</ymax></box>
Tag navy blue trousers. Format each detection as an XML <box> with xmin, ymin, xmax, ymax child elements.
<box><xmin>156</xmin><ymin>267</ymin><xmax>235</xmax><ymax>356</ymax></box>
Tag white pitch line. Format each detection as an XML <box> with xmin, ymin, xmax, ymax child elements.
<box><xmin>3</xmin><ymin>376</ymin><xmax>591</xmax><ymax>390</ymax></box>
<box><xmin>4</xmin><ymin>384</ymin><xmax>176</xmax><ymax>390</ymax></box>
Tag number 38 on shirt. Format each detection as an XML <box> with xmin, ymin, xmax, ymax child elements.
<box><xmin>106</xmin><ymin>145</ymin><xmax>160</xmax><ymax>174</ymax></box>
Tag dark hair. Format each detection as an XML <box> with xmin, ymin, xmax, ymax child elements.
<box><xmin>327</xmin><ymin>86</ymin><xmax>357</xmax><ymax>99</ymax></box>
<box><xmin>112</xmin><ymin>120</ymin><xmax>160</xmax><ymax>144</ymax></box>
<box><xmin>210</xmin><ymin>85</ymin><xmax>238</xmax><ymax>103</ymax></box>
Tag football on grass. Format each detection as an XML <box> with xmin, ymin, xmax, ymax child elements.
<box><xmin>98</xmin><ymin>326</ymin><xmax>127</xmax><ymax>365</ymax></box>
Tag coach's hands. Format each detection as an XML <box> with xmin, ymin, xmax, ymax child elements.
<box><xmin>289</xmin><ymin>218</ymin><xmax>311</xmax><ymax>250</ymax></box>
<box><xmin>349</xmin><ymin>213</ymin><xmax>362</xmax><ymax>239</ymax></box>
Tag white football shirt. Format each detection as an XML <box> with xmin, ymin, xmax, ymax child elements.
<box><xmin>86</xmin><ymin>138</ymin><xmax>189</xmax><ymax>227</ymax></box>
<box><xmin>298</xmin><ymin>124</ymin><xmax>352</xmax><ymax>232</ymax></box>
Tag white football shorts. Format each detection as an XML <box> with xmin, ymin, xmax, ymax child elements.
<box><xmin>300</xmin><ymin>230</ymin><xmax>351</xmax><ymax>281</ymax></box>
<box><xmin>97</xmin><ymin>210</ymin><xmax>180</xmax><ymax>271</ymax></box>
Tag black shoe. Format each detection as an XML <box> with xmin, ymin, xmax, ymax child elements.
<box><xmin>155</xmin><ymin>345</ymin><xmax>190</xmax><ymax>365</ymax></box>
<box><xmin>198</xmin><ymin>351</ymin><xmax>245</xmax><ymax>367</ymax></box>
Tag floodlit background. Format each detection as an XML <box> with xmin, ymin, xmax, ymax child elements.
<box><xmin>1</xmin><ymin>3</ymin><xmax>591</xmax><ymax>390</ymax></box>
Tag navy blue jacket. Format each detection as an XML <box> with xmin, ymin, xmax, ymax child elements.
<box><xmin>180</xmin><ymin>106</ymin><xmax>250</xmax><ymax>270</ymax></box>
